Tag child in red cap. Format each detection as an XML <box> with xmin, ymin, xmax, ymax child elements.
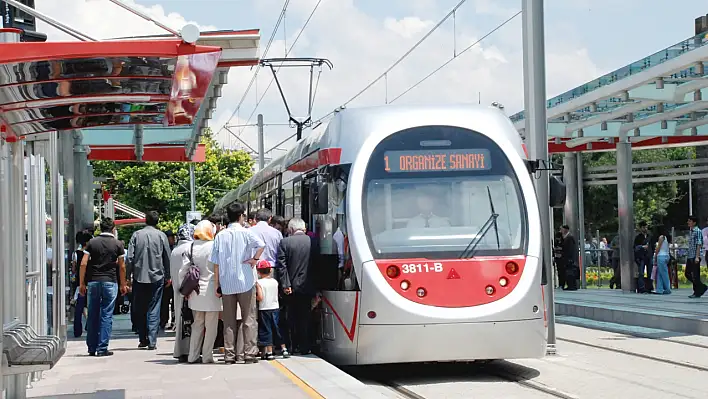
<box><xmin>255</xmin><ymin>260</ymin><xmax>289</xmax><ymax>360</ymax></box>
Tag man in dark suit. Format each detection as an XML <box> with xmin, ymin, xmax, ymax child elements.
<box><xmin>276</xmin><ymin>218</ymin><xmax>315</xmax><ymax>355</ymax></box>
<box><xmin>560</xmin><ymin>225</ymin><xmax>579</xmax><ymax>291</ymax></box>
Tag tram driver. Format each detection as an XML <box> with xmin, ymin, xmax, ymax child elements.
<box><xmin>406</xmin><ymin>189</ymin><xmax>450</xmax><ymax>228</ymax></box>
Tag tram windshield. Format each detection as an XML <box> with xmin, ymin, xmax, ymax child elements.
<box><xmin>362</xmin><ymin>125</ymin><xmax>527</xmax><ymax>259</ymax></box>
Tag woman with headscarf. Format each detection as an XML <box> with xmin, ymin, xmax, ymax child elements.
<box><xmin>182</xmin><ymin>220</ymin><xmax>222</xmax><ymax>364</ymax></box>
<box><xmin>170</xmin><ymin>223</ymin><xmax>194</xmax><ymax>362</ymax></box>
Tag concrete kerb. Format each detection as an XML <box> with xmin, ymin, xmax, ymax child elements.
<box><xmin>274</xmin><ymin>355</ymin><xmax>389</xmax><ymax>399</ymax></box>
<box><xmin>555</xmin><ymin>301</ymin><xmax>708</xmax><ymax>336</ymax></box>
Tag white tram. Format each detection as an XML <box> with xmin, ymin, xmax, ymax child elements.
<box><xmin>215</xmin><ymin>104</ymin><xmax>562</xmax><ymax>365</ymax></box>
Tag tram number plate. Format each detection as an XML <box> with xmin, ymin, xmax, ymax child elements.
<box><xmin>401</xmin><ymin>263</ymin><xmax>443</xmax><ymax>274</ymax></box>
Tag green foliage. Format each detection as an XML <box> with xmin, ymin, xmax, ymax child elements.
<box><xmin>582</xmin><ymin>147</ymin><xmax>694</xmax><ymax>233</ymax></box>
<box><xmin>92</xmin><ymin>129</ymin><xmax>253</xmax><ymax>236</ymax></box>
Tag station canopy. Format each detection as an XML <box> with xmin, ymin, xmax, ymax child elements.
<box><xmin>0</xmin><ymin>29</ymin><xmax>260</xmax><ymax>162</ymax></box>
<box><xmin>510</xmin><ymin>31</ymin><xmax>708</xmax><ymax>153</ymax></box>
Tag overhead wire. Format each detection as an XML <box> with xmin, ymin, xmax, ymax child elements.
<box><xmin>269</xmin><ymin>0</ymin><xmax>469</xmax><ymax>152</ymax></box>
<box><xmin>216</xmin><ymin>0</ymin><xmax>291</xmax><ymax>137</ymax></box>
<box><xmin>237</xmin><ymin>0</ymin><xmax>324</xmax><ymax>137</ymax></box>
<box><xmin>390</xmin><ymin>10</ymin><xmax>521</xmax><ymax>103</ymax></box>
<box><xmin>311</xmin><ymin>8</ymin><xmax>520</xmax><ymax>130</ymax></box>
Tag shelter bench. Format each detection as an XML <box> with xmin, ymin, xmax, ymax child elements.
<box><xmin>2</xmin><ymin>319</ymin><xmax>65</xmax><ymax>376</ymax></box>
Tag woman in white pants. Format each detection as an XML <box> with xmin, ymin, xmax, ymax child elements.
<box><xmin>180</xmin><ymin>220</ymin><xmax>222</xmax><ymax>364</ymax></box>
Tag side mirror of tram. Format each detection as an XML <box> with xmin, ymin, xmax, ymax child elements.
<box><xmin>312</xmin><ymin>180</ymin><xmax>330</xmax><ymax>214</ymax></box>
<box><xmin>549</xmin><ymin>176</ymin><xmax>566</xmax><ymax>208</ymax></box>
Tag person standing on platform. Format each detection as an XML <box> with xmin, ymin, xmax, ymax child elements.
<box><xmin>276</xmin><ymin>218</ymin><xmax>316</xmax><ymax>354</ymax></box>
<box><xmin>184</xmin><ymin>221</ymin><xmax>222</xmax><ymax>364</ymax></box>
<box><xmin>170</xmin><ymin>223</ymin><xmax>194</xmax><ymax>362</ymax></box>
<box><xmin>161</xmin><ymin>230</ymin><xmax>176</xmax><ymax>330</ymax></box>
<box><xmin>633</xmin><ymin>221</ymin><xmax>652</xmax><ymax>293</ymax></box>
<box><xmin>210</xmin><ymin>203</ymin><xmax>265</xmax><ymax>364</ymax></box>
<box><xmin>560</xmin><ymin>225</ymin><xmax>578</xmax><ymax>291</ymax></box>
<box><xmin>72</xmin><ymin>230</ymin><xmax>92</xmax><ymax>338</ymax></box>
<box><xmin>249</xmin><ymin>209</ymin><xmax>283</xmax><ymax>270</ymax></box>
<box><xmin>126</xmin><ymin>210</ymin><xmax>172</xmax><ymax>350</ymax></box>
<box><xmin>553</xmin><ymin>233</ymin><xmax>565</xmax><ymax>289</ymax></box>
<box><xmin>652</xmin><ymin>227</ymin><xmax>672</xmax><ymax>295</ymax></box>
<box><xmin>687</xmin><ymin>216</ymin><xmax>707</xmax><ymax>298</ymax></box>
<box><xmin>609</xmin><ymin>233</ymin><xmax>621</xmax><ymax>290</ymax></box>
<box><xmin>79</xmin><ymin>217</ymin><xmax>128</xmax><ymax>357</ymax></box>
<box><xmin>702</xmin><ymin>218</ymin><xmax>708</xmax><ymax>266</ymax></box>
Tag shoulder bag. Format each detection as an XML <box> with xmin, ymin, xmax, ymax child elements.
<box><xmin>179</xmin><ymin>243</ymin><xmax>201</xmax><ymax>296</ymax></box>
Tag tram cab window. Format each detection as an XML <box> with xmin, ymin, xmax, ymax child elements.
<box><xmin>362</xmin><ymin>125</ymin><xmax>527</xmax><ymax>260</ymax></box>
<box><xmin>366</xmin><ymin>178</ymin><xmax>522</xmax><ymax>256</ymax></box>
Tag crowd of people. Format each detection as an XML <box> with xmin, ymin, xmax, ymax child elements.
<box><xmin>72</xmin><ymin>203</ymin><xmax>329</xmax><ymax>363</ymax></box>
<box><xmin>553</xmin><ymin>216</ymin><xmax>708</xmax><ymax>298</ymax></box>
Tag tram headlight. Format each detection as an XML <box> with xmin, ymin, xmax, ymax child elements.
<box><xmin>485</xmin><ymin>285</ymin><xmax>495</xmax><ymax>295</ymax></box>
<box><xmin>386</xmin><ymin>265</ymin><xmax>401</xmax><ymax>279</ymax></box>
<box><xmin>416</xmin><ymin>287</ymin><xmax>427</xmax><ymax>297</ymax></box>
<box><xmin>499</xmin><ymin>277</ymin><xmax>508</xmax><ymax>287</ymax></box>
<box><xmin>400</xmin><ymin>280</ymin><xmax>410</xmax><ymax>290</ymax></box>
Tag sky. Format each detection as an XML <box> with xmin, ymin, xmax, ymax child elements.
<box><xmin>34</xmin><ymin>0</ymin><xmax>708</xmax><ymax>160</ymax></box>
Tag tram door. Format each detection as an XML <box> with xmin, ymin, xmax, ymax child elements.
<box><xmin>300</xmin><ymin>176</ymin><xmax>313</xmax><ymax>231</ymax></box>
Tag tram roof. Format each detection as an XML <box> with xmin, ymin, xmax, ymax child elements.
<box><xmin>510</xmin><ymin>31</ymin><xmax>708</xmax><ymax>153</ymax></box>
<box><xmin>0</xmin><ymin>29</ymin><xmax>260</xmax><ymax>163</ymax></box>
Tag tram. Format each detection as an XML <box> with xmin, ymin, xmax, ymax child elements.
<box><xmin>214</xmin><ymin>104</ymin><xmax>563</xmax><ymax>365</ymax></box>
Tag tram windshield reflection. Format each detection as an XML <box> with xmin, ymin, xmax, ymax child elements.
<box><xmin>364</xmin><ymin>176</ymin><xmax>525</xmax><ymax>258</ymax></box>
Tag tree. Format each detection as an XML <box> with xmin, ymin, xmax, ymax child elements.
<box><xmin>581</xmin><ymin>146</ymin><xmax>694</xmax><ymax>235</ymax></box>
<box><xmin>92</xmin><ymin>128</ymin><xmax>253</xmax><ymax>236</ymax></box>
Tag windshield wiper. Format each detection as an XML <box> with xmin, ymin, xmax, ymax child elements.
<box><xmin>459</xmin><ymin>186</ymin><xmax>500</xmax><ymax>259</ymax></box>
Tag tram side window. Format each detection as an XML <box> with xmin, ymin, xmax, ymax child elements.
<box><xmin>284</xmin><ymin>181</ymin><xmax>294</xmax><ymax>219</ymax></box>
<box><xmin>294</xmin><ymin>181</ymin><xmax>302</xmax><ymax>218</ymax></box>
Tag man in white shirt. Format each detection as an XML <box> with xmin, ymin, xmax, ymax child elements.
<box><xmin>406</xmin><ymin>191</ymin><xmax>450</xmax><ymax>228</ymax></box>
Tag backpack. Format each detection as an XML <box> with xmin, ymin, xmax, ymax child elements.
<box><xmin>179</xmin><ymin>243</ymin><xmax>201</xmax><ymax>296</ymax></box>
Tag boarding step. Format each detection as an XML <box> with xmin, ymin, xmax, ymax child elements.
<box><xmin>554</xmin><ymin>296</ymin><xmax>708</xmax><ymax>336</ymax></box>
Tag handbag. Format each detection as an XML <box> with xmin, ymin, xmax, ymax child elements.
<box><xmin>181</xmin><ymin>299</ymin><xmax>193</xmax><ymax>340</ymax></box>
<box><xmin>179</xmin><ymin>243</ymin><xmax>201</xmax><ymax>296</ymax></box>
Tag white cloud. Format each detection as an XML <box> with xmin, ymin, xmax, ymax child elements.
<box><xmin>36</xmin><ymin>0</ymin><xmax>216</xmax><ymax>41</ymax></box>
<box><xmin>384</xmin><ymin>17</ymin><xmax>434</xmax><ymax>39</ymax></box>
<box><xmin>32</xmin><ymin>0</ymin><xmax>602</xmax><ymax>153</ymax></box>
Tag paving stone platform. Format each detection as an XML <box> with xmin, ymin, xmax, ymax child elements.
<box><xmin>555</xmin><ymin>288</ymin><xmax>708</xmax><ymax>336</ymax></box>
<box><xmin>26</xmin><ymin>315</ymin><xmax>379</xmax><ymax>399</ymax></box>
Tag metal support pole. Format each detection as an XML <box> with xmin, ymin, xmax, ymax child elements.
<box><xmin>577</xmin><ymin>154</ymin><xmax>586</xmax><ymax>289</ymax></box>
<box><xmin>563</xmin><ymin>154</ymin><xmax>579</xmax><ymax>248</ymax></box>
<box><xmin>257</xmin><ymin>114</ymin><xmax>265</xmax><ymax>170</ymax></box>
<box><xmin>617</xmin><ymin>137</ymin><xmax>636</xmax><ymax>293</ymax></box>
<box><xmin>73</xmin><ymin>131</ymin><xmax>86</xmax><ymax>233</ymax></box>
<box><xmin>189</xmin><ymin>163</ymin><xmax>196</xmax><ymax>212</ymax></box>
<box><xmin>10</xmin><ymin>139</ymin><xmax>27</xmax><ymax>398</ymax></box>
<box><xmin>50</xmin><ymin>132</ymin><xmax>66</xmax><ymax>341</ymax></box>
<box><xmin>689</xmin><ymin>171</ymin><xmax>693</xmax><ymax>215</ymax></box>
<box><xmin>0</xmin><ymin>27</ymin><xmax>21</xmax><ymax>395</ymax></box>
<box><xmin>85</xmin><ymin>163</ymin><xmax>95</xmax><ymax>226</ymax></box>
<box><xmin>0</xmin><ymin>138</ymin><xmax>9</xmax><ymax>395</ymax></box>
<box><xmin>521</xmin><ymin>0</ymin><xmax>555</xmax><ymax>354</ymax></box>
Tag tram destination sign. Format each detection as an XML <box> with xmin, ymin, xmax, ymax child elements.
<box><xmin>384</xmin><ymin>148</ymin><xmax>491</xmax><ymax>173</ymax></box>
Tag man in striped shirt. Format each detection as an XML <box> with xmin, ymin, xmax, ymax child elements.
<box><xmin>210</xmin><ymin>202</ymin><xmax>265</xmax><ymax>364</ymax></box>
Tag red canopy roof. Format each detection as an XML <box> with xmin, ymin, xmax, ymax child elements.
<box><xmin>0</xmin><ymin>37</ymin><xmax>222</xmax><ymax>140</ymax></box>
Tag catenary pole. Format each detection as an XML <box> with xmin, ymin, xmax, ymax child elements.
<box><xmin>521</xmin><ymin>0</ymin><xmax>556</xmax><ymax>354</ymax></box>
